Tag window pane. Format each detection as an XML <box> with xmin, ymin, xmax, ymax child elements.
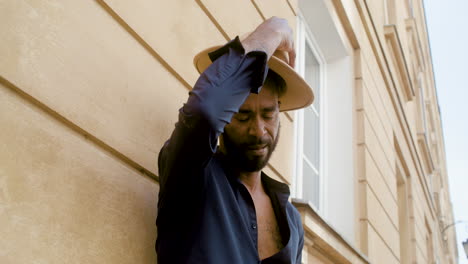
<box><xmin>303</xmin><ymin>106</ymin><xmax>320</xmax><ymax>168</ymax></box>
<box><xmin>305</xmin><ymin>43</ymin><xmax>320</xmax><ymax>112</ymax></box>
<box><xmin>302</xmin><ymin>160</ymin><xmax>320</xmax><ymax>208</ymax></box>
<box><xmin>302</xmin><ymin>41</ymin><xmax>321</xmax><ymax>208</ymax></box>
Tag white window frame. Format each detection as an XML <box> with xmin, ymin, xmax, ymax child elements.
<box><xmin>294</xmin><ymin>0</ymin><xmax>355</xmax><ymax>242</ymax></box>
<box><xmin>293</xmin><ymin>14</ymin><xmax>327</xmax><ymax>212</ymax></box>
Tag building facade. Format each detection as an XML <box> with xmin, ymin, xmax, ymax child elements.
<box><xmin>0</xmin><ymin>0</ymin><xmax>458</xmax><ymax>263</ymax></box>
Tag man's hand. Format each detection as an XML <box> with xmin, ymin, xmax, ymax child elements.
<box><xmin>241</xmin><ymin>17</ymin><xmax>296</xmax><ymax>68</ymax></box>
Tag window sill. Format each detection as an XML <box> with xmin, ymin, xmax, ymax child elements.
<box><xmin>292</xmin><ymin>199</ymin><xmax>370</xmax><ymax>264</ymax></box>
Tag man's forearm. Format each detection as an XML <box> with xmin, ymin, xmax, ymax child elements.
<box><xmin>184</xmin><ymin>17</ymin><xmax>295</xmax><ymax>135</ymax></box>
<box><xmin>184</xmin><ymin>37</ymin><xmax>268</xmax><ymax>134</ymax></box>
<box><xmin>158</xmin><ymin>37</ymin><xmax>269</xmax><ymax>200</ymax></box>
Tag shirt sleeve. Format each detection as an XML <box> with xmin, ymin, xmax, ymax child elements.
<box><xmin>296</xmin><ymin>230</ymin><xmax>304</xmax><ymax>264</ymax></box>
<box><xmin>157</xmin><ymin>37</ymin><xmax>269</xmax><ymax>206</ymax></box>
<box><xmin>295</xmin><ymin>208</ymin><xmax>305</xmax><ymax>264</ymax></box>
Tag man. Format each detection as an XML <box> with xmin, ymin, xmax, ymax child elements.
<box><xmin>156</xmin><ymin>17</ymin><xmax>314</xmax><ymax>264</ymax></box>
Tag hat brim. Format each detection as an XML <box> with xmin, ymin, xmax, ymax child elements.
<box><xmin>193</xmin><ymin>46</ymin><xmax>315</xmax><ymax>112</ymax></box>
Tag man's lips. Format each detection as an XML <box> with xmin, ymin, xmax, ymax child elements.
<box><xmin>246</xmin><ymin>144</ymin><xmax>267</xmax><ymax>150</ymax></box>
<box><xmin>246</xmin><ymin>144</ymin><xmax>268</xmax><ymax>155</ymax></box>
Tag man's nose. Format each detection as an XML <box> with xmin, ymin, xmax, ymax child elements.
<box><xmin>248</xmin><ymin>117</ymin><xmax>266</xmax><ymax>138</ymax></box>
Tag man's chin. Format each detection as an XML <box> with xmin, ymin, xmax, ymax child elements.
<box><xmin>241</xmin><ymin>152</ymin><xmax>270</xmax><ymax>172</ymax></box>
<box><xmin>222</xmin><ymin>135</ymin><xmax>278</xmax><ymax>172</ymax></box>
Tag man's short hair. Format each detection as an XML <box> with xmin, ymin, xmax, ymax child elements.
<box><xmin>264</xmin><ymin>70</ymin><xmax>287</xmax><ymax>98</ymax></box>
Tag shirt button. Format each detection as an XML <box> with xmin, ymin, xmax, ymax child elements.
<box><xmin>252</xmin><ymin>224</ymin><xmax>257</xmax><ymax>229</ymax></box>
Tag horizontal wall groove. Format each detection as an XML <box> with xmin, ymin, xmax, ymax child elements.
<box><xmin>358</xmin><ymin>0</ymin><xmax>438</xmax><ymax>219</ymax></box>
<box><xmin>195</xmin><ymin>0</ymin><xmax>230</xmax><ymax>41</ymax></box>
<box><xmin>364</xmin><ymin>146</ymin><xmax>397</xmax><ymax>202</ymax></box>
<box><xmin>96</xmin><ymin>0</ymin><xmax>192</xmax><ymax>91</ymax></box>
<box><xmin>0</xmin><ymin>74</ymin><xmax>159</xmax><ymax>183</ymax></box>
<box><xmin>363</xmin><ymin>110</ymin><xmax>394</xmax><ymax>172</ymax></box>
<box><xmin>366</xmin><ymin>181</ymin><xmax>399</xmax><ymax>232</ymax></box>
<box><xmin>251</xmin><ymin>0</ymin><xmax>266</xmax><ymax>21</ymax></box>
<box><xmin>367</xmin><ymin>220</ymin><xmax>401</xmax><ymax>262</ymax></box>
<box><xmin>362</xmin><ymin>79</ymin><xmax>393</xmax><ymax>143</ymax></box>
<box><xmin>286</xmin><ymin>0</ymin><xmax>296</xmax><ymax>16</ymax></box>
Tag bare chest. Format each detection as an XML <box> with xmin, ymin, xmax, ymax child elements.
<box><xmin>253</xmin><ymin>196</ymin><xmax>284</xmax><ymax>260</ymax></box>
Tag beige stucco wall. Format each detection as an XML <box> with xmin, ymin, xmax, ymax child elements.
<box><xmin>0</xmin><ymin>0</ymin><xmax>297</xmax><ymax>263</ymax></box>
<box><xmin>0</xmin><ymin>0</ymin><xmax>457</xmax><ymax>263</ymax></box>
<box><xmin>348</xmin><ymin>0</ymin><xmax>458</xmax><ymax>263</ymax></box>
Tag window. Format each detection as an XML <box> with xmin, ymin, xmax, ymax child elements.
<box><xmin>415</xmin><ymin>73</ymin><xmax>435</xmax><ymax>174</ymax></box>
<box><xmin>426</xmin><ymin>221</ymin><xmax>435</xmax><ymax>264</ymax></box>
<box><xmin>294</xmin><ymin>16</ymin><xmax>324</xmax><ymax>210</ymax></box>
<box><xmin>418</xmin><ymin>74</ymin><xmax>428</xmax><ymax>134</ymax></box>
<box><xmin>406</xmin><ymin>0</ymin><xmax>414</xmax><ymax>17</ymax></box>
<box><xmin>295</xmin><ymin>0</ymin><xmax>355</xmax><ymax>242</ymax></box>
<box><xmin>301</xmin><ymin>39</ymin><xmax>322</xmax><ymax>207</ymax></box>
<box><xmin>397</xmin><ymin>167</ymin><xmax>412</xmax><ymax>264</ymax></box>
<box><xmin>384</xmin><ymin>0</ymin><xmax>397</xmax><ymax>25</ymax></box>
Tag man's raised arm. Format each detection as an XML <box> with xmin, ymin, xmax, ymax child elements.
<box><xmin>157</xmin><ymin>17</ymin><xmax>295</xmax><ymax>204</ymax></box>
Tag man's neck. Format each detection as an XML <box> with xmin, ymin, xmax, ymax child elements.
<box><xmin>238</xmin><ymin>171</ymin><xmax>263</xmax><ymax>194</ymax></box>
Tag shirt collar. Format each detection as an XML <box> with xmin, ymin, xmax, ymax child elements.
<box><xmin>261</xmin><ymin>172</ymin><xmax>290</xmax><ymax>195</ymax></box>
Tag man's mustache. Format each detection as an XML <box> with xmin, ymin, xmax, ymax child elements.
<box><xmin>242</xmin><ymin>137</ymin><xmax>271</xmax><ymax>147</ymax></box>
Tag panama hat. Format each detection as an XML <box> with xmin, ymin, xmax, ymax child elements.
<box><xmin>193</xmin><ymin>42</ymin><xmax>315</xmax><ymax>112</ymax></box>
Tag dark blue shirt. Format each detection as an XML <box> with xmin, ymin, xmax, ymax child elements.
<box><xmin>156</xmin><ymin>37</ymin><xmax>304</xmax><ymax>264</ymax></box>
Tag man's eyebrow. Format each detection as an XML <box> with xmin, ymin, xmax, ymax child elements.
<box><xmin>238</xmin><ymin>109</ymin><xmax>252</xmax><ymax>114</ymax></box>
<box><xmin>237</xmin><ymin>106</ymin><xmax>278</xmax><ymax>113</ymax></box>
<box><xmin>262</xmin><ymin>106</ymin><xmax>279</xmax><ymax>112</ymax></box>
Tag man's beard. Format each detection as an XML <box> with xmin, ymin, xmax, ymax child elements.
<box><xmin>222</xmin><ymin>128</ymin><xmax>280</xmax><ymax>172</ymax></box>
